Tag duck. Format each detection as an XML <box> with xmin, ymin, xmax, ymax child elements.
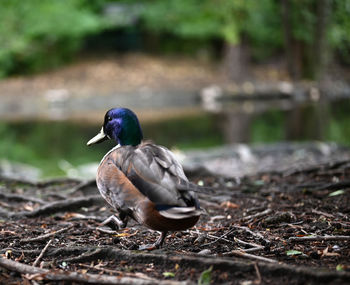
<box><xmin>87</xmin><ymin>108</ymin><xmax>209</xmax><ymax>249</ymax></box>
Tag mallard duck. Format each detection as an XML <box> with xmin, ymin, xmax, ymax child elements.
<box><xmin>87</xmin><ymin>108</ymin><xmax>208</xmax><ymax>249</ymax></box>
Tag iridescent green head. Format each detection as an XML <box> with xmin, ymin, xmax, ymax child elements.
<box><xmin>87</xmin><ymin>108</ymin><xmax>143</xmax><ymax>146</ymax></box>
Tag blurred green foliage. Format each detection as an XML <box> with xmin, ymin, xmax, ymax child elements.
<box><xmin>330</xmin><ymin>0</ymin><xmax>350</xmax><ymax>64</ymax></box>
<box><xmin>140</xmin><ymin>0</ymin><xmax>245</xmax><ymax>44</ymax></box>
<box><xmin>0</xmin><ymin>0</ymin><xmax>349</xmax><ymax>77</ymax></box>
<box><xmin>0</xmin><ymin>0</ymin><xmax>104</xmax><ymax>77</ymax></box>
<box><xmin>139</xmin><ymin>0</ymin><xmax>283</xmax><ymax>60</ymax></box>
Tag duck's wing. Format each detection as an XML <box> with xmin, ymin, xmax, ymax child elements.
<box><xmin>114</xmin><ymin>143</ymin><xmax>201</xmax><ymax>207</ymax></box>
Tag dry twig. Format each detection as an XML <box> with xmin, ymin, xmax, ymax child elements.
<box><xmin>229</xmin><ymin>250</ymin><xmax>277</xmax><ymax>263</ymax></box>
<box><xmin>254</xmin><ymin>262</ymin><xmax>262</xmax><ymax>284</ymax></box>
<box><xmin>232</xmin><ymin>225</ymin><xmax>271</xmax><ymax>245</ymax></box>
<box><xmin>32</xmin><ymin>239</ymin><xmax>53</xmax><ymax>267</ymax></box>
<box><xmin>242</xmin><ymin>209</ymin><xmax>272</xmax><ymax>222</ymax></box>
<box><xmin>64</xmin><ymin>179</ymin><xmax>96</xmax><ymax>195</ymax></box>
<box><xmin>234</xmin><ymin>237</ymin><xmax>262</xmax><ymax>249</ymax></box>
<box><xmin>288</xmin><ymin>235</ymin><xmax>350</xmax><ymax>243</ymax></box>
<box><xmin>21</xmin><ymin>225</ymin><xmax>74</xmax><ymax>243</ymax></box>
<box><xmin>201</xmin><ymin>228</ymin><xmax>236</xmax><ymax>246</ymax></box>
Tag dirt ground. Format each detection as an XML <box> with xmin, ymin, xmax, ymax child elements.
<box><xmin>0</xmin><ymin>155</ymin><xmax>349</xmax><ymax>285</ymax></box>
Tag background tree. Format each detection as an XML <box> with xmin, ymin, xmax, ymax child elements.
<box><xmin>0</xmin><ymin>0</ymin><xmax>104</xmax><ymax>77</ymax></box>
<box><xmin>139</xmin><ymin>0</ymin><xmax>282</xmax><ymax>80</ymax></box>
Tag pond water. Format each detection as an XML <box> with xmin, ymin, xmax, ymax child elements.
<box><xmin>1</xmin><ymin>99</ymin><xmax>349</xmax><ymax>178</ymax></box>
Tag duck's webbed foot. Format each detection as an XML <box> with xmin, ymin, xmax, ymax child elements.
<box><xmin>101</xmin><ymin>213</ymin><xmax>128</xmax><ymax>230</ymax></box>
<box><xmin>138</xmin><ymin>231</ymin><xmax>167</xmax><ymax>251</ymax></box>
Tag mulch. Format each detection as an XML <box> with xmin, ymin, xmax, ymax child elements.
<box><xmin>0</xmin><ymin>159</ymin><xmax>350</xmax><ymax>284</ymax></box>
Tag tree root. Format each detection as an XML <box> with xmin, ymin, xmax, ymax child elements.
<box><xmin>52</xmin><ymin>246</ymin><xmax>350</xmax><ymax>284</ymax></box>
<box><xmin>10</xmin><ymin>195</ymin><xmax>103</xmax><ymax>219</ymax></box>
<box><xmin>0</xmin><ymin>257</ymin><xmax>190</xmax><ymax>285</ymax></box>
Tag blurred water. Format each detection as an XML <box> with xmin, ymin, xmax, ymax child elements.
<box><xmin>0</xmin><ymin>98</ymin><xmax>349</xmax><ymax>179</ymax></box>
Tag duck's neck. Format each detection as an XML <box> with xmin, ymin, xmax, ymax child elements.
<box><xmin>118</xmin><ymin>118</ymin><xmax>143</xmax><ymax>146</ymax></box>
<box><xmin>118</xmin><ymin>134</ymin><xmax>142</xmax><ymax>146</ymax></box>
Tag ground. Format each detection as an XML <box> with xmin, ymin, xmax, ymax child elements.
<box><xmin>0</xmin><ymin>154</ymin><xmax>349</xmax><ymax>285</ymax></box>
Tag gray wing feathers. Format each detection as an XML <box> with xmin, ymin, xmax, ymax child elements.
<box><xmin>113</xmin><ymin>144</ymin><xmax>208</xmax><ymax>208</ymax></box>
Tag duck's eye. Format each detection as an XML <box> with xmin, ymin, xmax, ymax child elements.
<box><xmin>107</xmin><ymin>116</ymin><xmax>112</xmax><ymax>121</ymax></box>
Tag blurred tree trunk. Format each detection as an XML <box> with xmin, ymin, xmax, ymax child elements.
<box><xmin>219</xmin><ymin>111</ymin><xmax>252</xmax><ymax>143</ymax></box>
<box><xmin>286</xmin><ymin>96</ymin><xmax>330</xmax><ymax>141</ymax></box>
<box><xmin>222</xmin><ymin>42</ymin><xmax>248</xmax><ymax>81</ymax></box>
<box><xmin>281</xmin><ymin>0</ymin><xmax>302</xmax><ymax>80</ymax></box>
<box><xmin>313</xmin><ymin>0</ymin><xmax>331</xmax><ymax>81</ymax></box>
<box><xmin>281</xmin><ymin>0</ymin><xmax>331</xmax><ymax>80</ymax></box>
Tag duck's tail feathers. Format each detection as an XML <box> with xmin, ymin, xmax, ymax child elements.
<box><xmin>158</xmin><ymin>206</ymin><xmax>203</xmax><ymax>219</ymax></box>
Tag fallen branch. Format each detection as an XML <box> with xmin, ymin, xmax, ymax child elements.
<box><xmin>0</xmin><ymin>192</ymin><xmax>46</xmax><ymax>205</ymax></box>
<box><xmin>242</xmin><ymin>247</ymin><xmax>265</xmax><ymax>253</ymax></box>
<box><xmin>297</xmin><ymin>180</ymin><xmax>350</xmax><ymax>191</ymax></box>
<box><xmin>232</xmin><ymin>225</ymin><xmax>271</xmax><ymax>246</ymax></box>
<box><xmin>288</xmin><ymin>235</ymin><xmax>350</xmax><ymax>243</ymax></box>
<box><xmin>64</xmin><ymin>179</ymin><xmax>97</xmax><ymax>195</ymax></box>
<box><xmin>0</xmin><ymin>257</ymin><xmax>191</xmax><ymax>285</ymax></box>
<box><xmin>33</xmin><ymin>239</ymin><xmax>53</xmax><ymax>267</ymax></box>
<box><xmin>21</xmin><ymin>225</ymin><xmax>74</xmax><ymax>243</ymax></box>
<box><xmin>254</xmin><ymin>262</ymin><xmax>262</xmax><ymax>284</ymax></box>
<box><xmin>241</xmin><ymin>209</ymin><xmax>272</xmax><ymax>222</ymax></box>
<box><xmin>229</xmin><ymin>250</ymin><xmax>277</xmax><ymax>263</ymax></box>
<box><xmin>234</xmin><ymin>237</ymin><xmax>263</xmax><ymax>250</ymax></box>
<box><xmin>311</xmin><ymin>209</ymin><xmax>335</xmax><ymax>218</ymax></box>
<box><xmin>220</xmin><ymin>246</ymin><xmax>264</xmax><ymax>256</ymax></box>
<box><xmin>11</xmin><ymin>195</ymin><xmax>103</xmax><ymax>218</ymax></box>
<box><xmin>36</xmin><ymin>177</ymin><xmax>81</xmax><ymax>188</ymax></box>
<box><xmin>201</xmin><ymin>228</ymin><xmax>236</xmax><ymax>246</ymax></box>
<box><xmin>283</xmin><ymin>159</ymin><xmax>350</xmax><ymax>177</ymax></box>
<box><xmin>0</xmin><ymin>176</ymin><xmax>37</xmax><ymax>186</ymax></box>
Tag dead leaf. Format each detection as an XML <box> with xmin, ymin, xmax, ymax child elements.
<box><xmin>114</xmin><ymin>233</ymin><xmax>131</xmax><ymax>237</ymax></box>
<box><xmin>220</xmin><ymin>201</ymin><xmax>240</xmax><ymax>209</ymax></box>
<box><xmin>23</xmin><ymin>204</ymin><xmax>34</xmax><ymax>211</ymax></box>
<box><xmin>1</xmin><ymin>229</ymin><xmax>16</xmax><ymax>235</ymax></box>
<box><xmin>322</xmin><ymin>247</ymin><xmax>340</xmax><ymax>257</ymax></box>
<box><xmin>113</xmin><ymin>231</ymin><xmax>138</xmax><ymax>238</ymax></box>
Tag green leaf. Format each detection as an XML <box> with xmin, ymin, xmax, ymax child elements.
<box><xmin>328</xmin><ymin>190</ymin><xmax>345</xmax><ymax>197</ymax></box>
<box><xmin>163</xmin><ymin>272</ymin><xmax>175</xmax><ymax>278</ymax></box>
<box><xmin>198</xmin><ymin>266</ymin><xmax>213</xmax><ymax>285</ymax></box>
<box><xmin>336</xmin><ymin>264</ymin><xmax>344</xmax><ymax>271</ymax></box>
<box><xmin>286</xmin><ymin>250</ymin><xmax>303</xmax><ymax>256</ymax></box>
